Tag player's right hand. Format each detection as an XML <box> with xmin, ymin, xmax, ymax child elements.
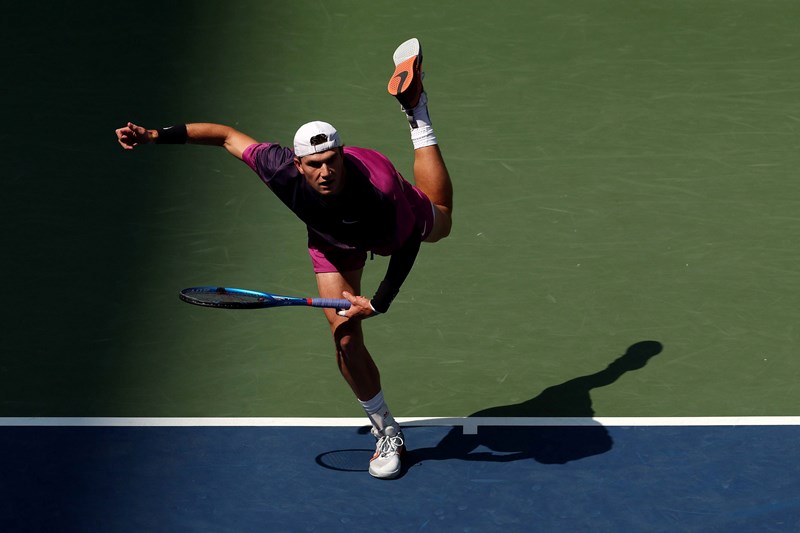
<box><xmin>337</xmin><ymin>291</ymin><xmax>379</xmax><ymax>320</ymax></box>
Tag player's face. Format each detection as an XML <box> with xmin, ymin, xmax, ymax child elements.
<box><xmin>294</xmin><ymin>148</ymin><xmax>346</xmax><ymax>196</ymax></box>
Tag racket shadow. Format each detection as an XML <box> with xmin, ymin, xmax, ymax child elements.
<box><xmin>315</xmin><ymin>449</ymin><xmax>371</xmax><ymax>472</ymax></box>
<box><xmin>404</xmin><ymin>340</ymin><xmax>664</xmax><ymax>470</ymax></box>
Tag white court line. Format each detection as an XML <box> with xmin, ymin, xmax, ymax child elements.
<box><xmin>1</xmin><ymin>417</ymin><xmax>800</xmax><ymax>435</ymax></box>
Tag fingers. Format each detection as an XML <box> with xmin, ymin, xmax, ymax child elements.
<box><xmin>115</xmin><ymin>122</ymin><xmax>144</xmax><ymax>149</ymax></box>
<box><xmin>115</xmin><ymin>127</ymin><xmax>134</xmax><ymax>149</ymax></box>
<box><xmin>337</xmin><ymin>291</ymin><xmax>355</xmax><ymax>317</ymax></box>
<box><xmin>337</xmin><ymin>291</ymin><xmax>376</xmax><ymax>319</ymax></box>
<box><xmin>128</xmin><ymin>121</ymin><xmax>146</xmax><ymax>135</ymax></box>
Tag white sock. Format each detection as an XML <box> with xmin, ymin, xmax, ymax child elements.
<box><xmin>359</xmin><ymin>390</ymin><xmax>397</xmax><ymax>433</ymax></box>
<box><xmin>406</xmin><ymin>92</ymin><xmax>437</xmax><ymax>149</ymax></box>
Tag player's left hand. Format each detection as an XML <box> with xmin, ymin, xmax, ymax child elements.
<box><xmin>337</xmin><ymin>291</ymin><xmax>378</xmax><ymax>320</ymax></box>
<box><xmin>115</xmin><ymin>122</ymin><xmax>153</xmax><ymax>149</ymax></box>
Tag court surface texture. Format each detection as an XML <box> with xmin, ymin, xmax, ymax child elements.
<box><xmin>3</xmin><ymin>1</ymin><xmax>800</xmax><ymax>531</ymax></box>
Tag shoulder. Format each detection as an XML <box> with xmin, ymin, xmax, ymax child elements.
<box><xmin>243</xmin><ymin>142</ymin><xmax>295</xmax><ymax>173</ymax></box>
<box><xmin>344</xmin><ymin>146</ymin><xmax>405</xmax><ymax>191</ymax></box>
<box><xmin>344</xmin><ymin>146</ymin><xmax>393</xmax><ymax>169</ymax></box>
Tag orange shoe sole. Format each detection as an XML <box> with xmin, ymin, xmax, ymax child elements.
<box><xmin>387</xmin><ymin>56</ymin><xmax>418</xmax><ymax>96</ymax></box>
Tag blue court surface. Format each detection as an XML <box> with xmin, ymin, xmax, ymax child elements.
<box><xmin>2</xmin><ymin>422</ymin><xmax>799</xmax><ymax>532</ymax></box>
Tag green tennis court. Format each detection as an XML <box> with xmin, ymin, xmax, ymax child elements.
<box><xmin>6</xmin><ymin>0</ymin><xmax>798</xmax><ymax>419</ymax></box>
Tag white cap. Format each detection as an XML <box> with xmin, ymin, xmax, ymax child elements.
<box><xmin>293</xmin><ymin>121</ymin><xmax>342</xmax><ymax>157</ymax></box>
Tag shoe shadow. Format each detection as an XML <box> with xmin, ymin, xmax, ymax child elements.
<box><xmin>403</xmin><ymin>340</ymin><xmax>663</xmax><ymax>470</ymax></box>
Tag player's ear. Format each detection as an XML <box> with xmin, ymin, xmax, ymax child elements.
<box><xmin>293</xmin><ymin>156</ymin><xmax>303</xmax><ymax>174</ymax></box>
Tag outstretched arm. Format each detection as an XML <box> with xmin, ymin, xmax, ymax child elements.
<box><xmin>340</xmin><ymin>232</ymin><xmax>422</xmax><ymax>319</ymax></box>
<box><xmin>115</xmin><ymin>122</ymin><xmax>258</xmax><ymax>160</ymax></box>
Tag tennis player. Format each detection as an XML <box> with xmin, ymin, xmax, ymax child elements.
<box><xmin>116</xmin><ymin>38</ymin><xmax>452</xmax><ymax>479</ymax></box>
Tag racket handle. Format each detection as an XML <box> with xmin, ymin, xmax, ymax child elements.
<box><xmin>310</xmin><ymin>298</ymin><xmax>351</xmax><ymax>309</ymax></box>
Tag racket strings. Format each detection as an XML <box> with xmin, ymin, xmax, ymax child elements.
<box><xmin>180</xmin><ymin>287</ymin><xmax>273</xmax><ymax>308</ymax></box>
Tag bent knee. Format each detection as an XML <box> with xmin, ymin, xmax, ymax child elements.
<box><xmin>333</xmin><ymin>322</ymin><xmax>365</xmax><ymax>354</ymax></box>
<box><xmin>336</xmin><ymin>333</ymin><xmax>363</xmax><ymax>353</ymax></box>
<box><xmin>425</xmin><ymin>228</ymin><xmax>451</xmax><ymax>243</ymax></box>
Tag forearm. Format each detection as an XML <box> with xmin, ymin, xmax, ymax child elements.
<box><xmin>149</xmin><ymin>123</ymin><xmax>257</xmax><ymax>159</ymax></box>
<box><xmin>371</xmin><ymin>232</ymin><xmax>422</xmax><ymax>313</ymax></box>
<box><xmin>184</xmin><ymin>123</ymin><xmax>234</xmax><ymax>146</ymax></box>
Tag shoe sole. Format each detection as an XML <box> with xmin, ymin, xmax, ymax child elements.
<box><xmin>392</xmin><ymin>37</ymin><xmax>420</xmax><ymax>67</ymax></box>
<box><xmin>369</xmin><ymin>466</ymin><xmax>401</xmax><ymax>479</ymax></box>
<box><xmin>387</xmin><ymin>38</ymin><xmax>421</xmax><ymax>97</ymax></box>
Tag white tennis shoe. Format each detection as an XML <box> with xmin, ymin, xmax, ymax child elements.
<box><xmin>369</xmin><ymin>425</ymin><xmax>405</xmax><ymax>479</ymax></box>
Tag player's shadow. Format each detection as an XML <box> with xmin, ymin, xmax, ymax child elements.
<box><xmin>404</xmin><ymin>340</ymin><xmax>663</xmax><ymax>469</ymax></box>
<box><xmin>315</xmin><ymin>340</ymin><xmax>662</xmax><ymax>474</ymax></box>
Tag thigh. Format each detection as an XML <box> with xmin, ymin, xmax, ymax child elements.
<box><xmin>316</xmin><ymin>269</ymin><xmax>363</xmax><ymax>329</ymax></box>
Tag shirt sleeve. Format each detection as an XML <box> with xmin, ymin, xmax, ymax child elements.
<box><xmin>241</xmin><ymin>142</ymin><xmax>296</xmax><ymax>184</ymax></box>
<box><xmin>370</xmin><ymin>230</ymin><xmax>422</xmax><ymax>313</ymax></box>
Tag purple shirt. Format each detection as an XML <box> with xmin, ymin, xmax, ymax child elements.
<box><xmin>242</xmin><ymin>143</ymin><xmax>432</xmax><ymax>268</ymax></box>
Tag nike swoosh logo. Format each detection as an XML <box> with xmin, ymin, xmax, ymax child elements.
<box><xmin>393</xmin><ymin>71</ymin><xmax>408</xmax><ymax>93</ymax></box>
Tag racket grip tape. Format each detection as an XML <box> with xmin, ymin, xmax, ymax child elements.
<box><xmin>309</xmin><ymin>298</ymin><xmax>351</xmax><ymax>309</ymax></box>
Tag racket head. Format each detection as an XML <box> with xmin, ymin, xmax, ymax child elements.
<box><xmin>179</xmin><ymin>287</ymin><xmax>302</xmax><ymax>309</ymax></box>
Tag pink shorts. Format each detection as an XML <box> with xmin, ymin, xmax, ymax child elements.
<box><xmin>308</xmin><ymin>245</ymin><xmax>368</xmax><ymax>274</ymax></box>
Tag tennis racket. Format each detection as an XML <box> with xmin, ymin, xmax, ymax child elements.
<box><xmin>179</xmin><ymin>286</ymin><xmax>351</xmax><ymax>310</ymax></box>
